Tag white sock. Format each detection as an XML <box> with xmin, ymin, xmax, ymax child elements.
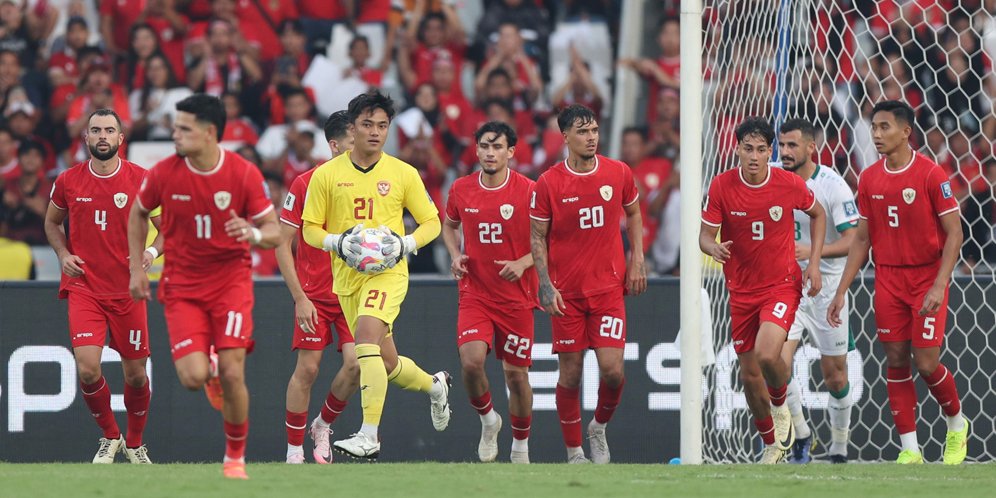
<box><xmin>828</xmin><ymin>383</ymin><xmax>851</xmax><ymax>455</ymax></box>
<box><xmin>360</xmin><ymin>423</ymin><xmax>378</xmax><ymax>439</ymax></box>
<box><xmin>566</xmin><ymin>446</ymin><xmax>584</xmax><ymax>460</ymax></box>
<box><xmin>287</xmin><ymin>444</ymin><xmax>303</xmax><ymax>457</ymax></box>
<box><xmin>589</xmin><ymin>419</ymin><xmax>606</xmax><ymax>431</ymax></box>
<box><xmin>785</xmin><ymin>379</ymin><xmax>811</xmax><ymax>439</ymax></box>
<box><xmin>314</xmin><ymin>416</ymin><xmax>330</xmax><ymax>429</ymax></box>
<box><xmin>899</xmin><ymin>431</ymin><xmax>919</xmax><ymax>453</ymax></box>
<box><xmin>223</xmin><ymin>455</ymin><xmax>245</xmax><ymax>463</ymax></box>
<box><xmin>511</xmin><ymin>437</ymin><xmax>528</xmax><ymax>453</ymax></box>
<box><xmin>946</xmin><ymin>411</ymin><xmax>966</xmax><ymax>432</ymax></box>
<box><xmin>480</xmin><ymin>409</ymin><xmax>499</xmax><ymax>426</ymax></box>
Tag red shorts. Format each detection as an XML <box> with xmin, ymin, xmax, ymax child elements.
<box><xmin>67</xmin><ymin>292</ymin><xmax>150</xmax><ymax>360</ymax></box>
<box><xmin>457</xmin><ymin>296</ymin><xmax>534</xmax><ymax>367</ymax></box>
<box><xmin>291</xmin><ymin>298</ymin><xmax>354</xmax><ymax>352</ymax></box>
<box><xmin>874</xmin><ymin>264</ymin><xmax>948</xmax><ymax>348</ymax></box>
<box><xmin>162</xmin><ymin>280</ymin><xmax>255</xmax><ymax>360</ymax></box>
<box><xmin>730</xmin><ymin>282</ymin><xmax>801</xmax><ymax>354</ymax></box>
<box><xmin>551</xmin><ymin>289</ymin><xmax>626</xmax><ymax>353</ymax></box>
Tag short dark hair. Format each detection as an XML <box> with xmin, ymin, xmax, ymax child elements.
<box><xmin>486</xmin><ymin>67</ymin><xmax>512</xmax><ymax>84</ymax></box>
<box><xmin>347</xmin><ymin>91</ymin><xmax>395</xmax><ymax>124</ymax></box>
<box><xmin>482</xmin><ymin>98</ymin><xmax>514</xmax><ymax>117</ymax></box>
<box><xmin>278</xmin><ymin>19</ymin><xmax>304</xmax><ymax>35</ymax></box>
<box><xmin>659</xmin><ymin>17</ymin><xmax>679</xmax><ymax>31</ymax></box>
<box><xmin>323</xmin><ymin>110</ymin><xmax>350</xmax><ymax>142</ymax></box>
<box><xmin>557</xmin><ymin>104</ymin><xmax>597</xmax><ymax>133</ymax></box>
<box><xmin>67</xmin><ymin>16</ymin><xmax>88</xmax><ymax>31</ymax></box>
<box><xmin>88</xmin><ymin>108</ymin><xmax>124</xmax><ymax>132</ymax></box>
<box><xmin>622</xmin><ymin>126</ymin><xmax>647</xmax><ymax>140</ymax></box>
<box><xmin>734</xmin><ymin>117</ymin><xmax>775</xmax><ymax>144</ymax></box>
<box><xmin>474</xmin><ymin>121</ymin><xmax>518</xmax><ymax>147</ymax></box>
<box><xmin>176</xmin><ymin>93</ymin><xmax>226</xmax><ymax>140</ymax></box>
<box><xmin>17</xmin><ymin>140</ymin><xmax>46</xmax><ymax>158</ymax></box>
<box><xmin>349</xmin><ymin>35</ymin><xmax>369</xmax><ymax>51</ymax></box>
<box><xmin>871</xmin><ymin>100</ymin><xmax>915</xmax><ymax>127</ymax></box>
<box><xmin>779</xmin><ymin>118</ymin><xmax>817</xmax><ymax>141</ymax></box>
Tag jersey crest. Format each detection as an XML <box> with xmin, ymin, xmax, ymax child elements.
<box><xmin>214</xmin><ymin>190</ymin><xmax>232</xmax><ymax>210</ymax></box>
<box><xmin>902</xmin><ymin>188</ymin><xmax>916</xmax><ymax>205</ymax></box>
<box><xmin>377</xmin><ymin>180</ymin><xmax>391</xmax><ymax>196</ymax></box>
<box><xmin>769</xmin><ymin>205</ymin><xmax>783</xmax><ymax>221</ymax></box>
<box><xmin>500</xmin><ymin>203</ymin><xmax>514</xmax><ymax>220</ymax></box>
<box><xmin>113</xmin><ymin>192</ymin><xmax>128</xmax><ymax>209</ymax></box>
<box><xmin>599</xmin><ymin>185</ymin><xmax>613</xmax><ymax>201</ymax></box>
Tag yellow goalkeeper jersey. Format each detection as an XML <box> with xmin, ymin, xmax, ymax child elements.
<box><xmin>301</xmin><ymin>151</ymin><xmax>438</xmax><ymax>296</ymax></box>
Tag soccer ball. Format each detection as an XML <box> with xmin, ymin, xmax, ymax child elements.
<box><xmin>350</xmin><ymin>227</ymin><xmax>396</xmax><ymax>274</ymax></box>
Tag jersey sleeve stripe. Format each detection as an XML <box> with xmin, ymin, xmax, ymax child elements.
<box><xmin>937</xmin><ymin>206</ymin><xmax>960</xmax><ymax>217</ymax></box>
<box><xmin>701</xmin><ymin>218</ymin><xmax>721</xmax><ymax>227</ymax></box>
<box><xmin>834</xmin><ymin>220</ymin><xmax>858</xmax><ymax>232</ymax></box>
<box><xmin>804</xmin><ymin>196</ymin><xmax>817</xmax><ymax>212</ymax></box>
<box><xmin>858</xmin><ymin>214</ymin><xmax>868</xmax><ymax>219</ymax></box>
<box><xmin>136</xmin><ymin>197</ymin><xmax>151</xmax><ymax>212</ymax></box>
<box><xmin>50</xmin><ymin>200</ymin><xmax>66</xmax><ymax>210</ymax></box>
<box><xmin>529</xmin><ymin>215</ymin><xmax>551</xmax><ymax>221</ymax></box>
<box><xmin>279</xmin><ymin>217</ymin><xmax>301</xmax><ymax>228</ymax></box>
<box><xmin>444</xmin><ymin>214</ymin><xmax>459</xmax><ymax>223</ymax></box>
<box><xmin>623</xmin><ymin>193</ymin><xmax>640</xmax><ymax>207</ymax></box>
<box><xmin>251</xmin><ymin>204</ymin><xmax>275</xmax><ymax>220</ymax></box>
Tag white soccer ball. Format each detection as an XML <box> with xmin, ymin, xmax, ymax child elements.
<box><xmin>350</xmin><ymin>227</ymin><xmax>395</xmax><ymax>275</ymax></box>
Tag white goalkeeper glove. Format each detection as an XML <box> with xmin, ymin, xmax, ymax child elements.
<box><xmin>322</xmin><ymin>224</ymin><xmax>365</xmax><ymax>266</ymax></box>
<box><xmin>380</xmin><ymin>227</ymin><xmax>417</xmax><ymax>268</ymax></box>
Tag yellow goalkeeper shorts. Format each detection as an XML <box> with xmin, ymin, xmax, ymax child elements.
<box><xmin>339</xmin><ymin>272</ymin><xmax>409</xmax><ymax>334</ymax></box>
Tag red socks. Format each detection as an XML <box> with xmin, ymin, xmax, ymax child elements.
<box><xmin>555</xmin><ymin>385</ymin><xmax>582</xmax><ymax>447</ymax></box>
<box><xmin>767</xmin><ymin>383</ymin><xmax>787</xmax><ymax>407</ymax></box>
<box><xmin>593</xmin><ymin>379</ymin><xmax>625</xmax><ymax>424</ymax></box>
<box><xmin>886</xmin><ymin>367</ymin><xmax>917</xmax><ymax>434</ymax></box>
<box><xmin>320</xmin><ymin>392</ymin><xmax>348</xmax><ymax>425</ymax></box>
<box><xmin>755</xmin><ymin>415</ymin><xmax>775</xmax><ymax>445</ymax></box>
<box><xmin>81</xmin><ymin>377</ymin><xmax>120</xmax><ymax>439</ymax></box>
<box><xmin>285</xmin><ymin>410</ymin><xmax>307</xmax><ymax>446</ymax></box>
<box><xmin>224</xmin><ymin>419</ymin><xmax>249</xmax><ymax>461</ymax></box>
<box><xmin>510</xmin><ymin>414</ymin><xmax>531</xmax><ymax>441</ymax></box>
<box><xmin>123</xmin><ymin>380</ymin><xmax>150</xmax><ymax>447</ymax></box>
<box><xmin>923</xmin><ymin>364</ymin><xmax>962</xmax><ymax>417</ymax></box>
<box><xmin>470</xmin><ymin>391</ymin><xmax>494</xmax><ymax>416</ymax></box>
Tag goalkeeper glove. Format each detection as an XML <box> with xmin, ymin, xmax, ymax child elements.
<box><xmin>380</xmin><ymin>227</ymin><xmax>417</xmax><ymax>268</ymax></box>
<box><xmin>322</xmin><ymin>224</ymin><xmax>365</xmax><ymax>266</ymax></box>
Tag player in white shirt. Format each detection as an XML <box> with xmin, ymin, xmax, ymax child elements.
<box><xmin>777</xmin><ymin>119</ymin><xmax>857</xmax><ymax>464</ymax></box>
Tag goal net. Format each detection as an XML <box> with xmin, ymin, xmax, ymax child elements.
<box><xmin>697</xmin><ymin>0</ymin><xmax>996</xmax><ymax>463</ymax></box>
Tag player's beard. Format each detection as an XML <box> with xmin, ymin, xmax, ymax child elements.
<box><xmin>89</xmin><ymin>142</ymin><xmax>119</xmax><ymax>161</ymax></box>
<box><xmin>781</xmin><ymin>157</ymin><xmax>806</xmax><ymax>172</ymax></box>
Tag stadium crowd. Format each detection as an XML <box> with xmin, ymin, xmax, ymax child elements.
<box><xmin>0</xmin><ymin>0</ymin><xmax>993</xmax><ymax>277</ymax></box>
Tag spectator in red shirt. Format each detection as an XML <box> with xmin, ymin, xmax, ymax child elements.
<box><xmin>397</xmin><ymin>2</ymin><xmax>466</xmax><ymax>91</ymax></box>
<box><xmin>475</xmin><ymin>22</ymin><xmax>543</xmax><ymax>106</ymax></box>
<box><xmin>0</xmin><ymin>126</ymin><xmax>19</xmax><ymax>186</ymax></box>
<box><xmin>99</xmin><ymin>0</ymin><xmax>146</xmax><ymax>62</ymax></box>
<box><xmin>134</xmin><ymin>0</ymin><xmax>189</xmax><ymax>84</ymax></box>
<box><xmin>275</xmin><ymin>20</ymin><xmax>311</xmax><ymax>81</ymax></box>
<box><xmin>1</xmin><ymin>140</ymin><xmax>49</xmax><ymax>245</ymax></box>
<box><xmin>237</xmin><ymin>0</ymin><xmax>298</xmax><ymax>62</ymax></box>
<box><xmin>621</xmin><ymin>126</ymin><xmax>674</xmax><ymax>252</ymax></box>
<box><xmin>551</xmin><ymin>46</ymin><xmax>605</xmax><ymax>117</ymax></box>
<box><xmin>66</xmin><ymin>58</ymin><xmax>131</xmax><ymax>163</ymax></box>
<box><xmin>221</xmin><ymin>92</ymin><xmax>260</xmax><ymax>146</ymax></box>
<box><xmin>187</xmin><ymin>18</ymin><xmax>265</xmax><ymax>125</ymax></box>
<box><xmin>296</xmin><ymin>0</ymin><xmax>347</xmax><ymax>55</ymax></box>
<box><xmin>4</xmin><ymin>101</ymin><xmax>55</xmax><ymax>176</ymax></box>
<box><xmin>343</xmin><ymin>35</ymin><xmax>383</xmax><ymax>89</ymax></box>
<box><xmin>475</xmin><ymin>67</ymin><xmax>537</xmax><ymax>145</ymax></box>
<box><xmin>48</xmin><ymin>15</ymin><xmax>89</xmax><ymax>89</ymax></box>
<box><xmin>619</xmin><ymin>17</ymin><xmax>679</xmax><ymax>125</ymax></box>
<box><xmin>396</xmin><ymin>83</ymin><xmax>451</xmax><ymax>212</ymax></box>
<box><xmin>122</xmin><ymin>23</ymin><xmax>162</xmax><ymax>91</ymax></box>
<box><xmin>649</xmin><ymin>87</ymin><xmax>680</xmax><ymax>163</ymax></box>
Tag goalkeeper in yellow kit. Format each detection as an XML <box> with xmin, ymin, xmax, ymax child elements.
<box><xmin>301</xmin><ymin>92</ymin><xmax>451</xmax><ymax>459</ymax></box>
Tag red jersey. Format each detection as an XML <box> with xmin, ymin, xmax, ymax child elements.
<box><xmin>237</xmin><ymin>0</ymin><xmax>299</xmax><ymax>61</ymax></box>
<box><xmin>530</xmin><ymin>155</ymin><xmax>638</xmax><ymax>299</ymax></box>
<box><xmin>445</xmin><ymin>170</ymin><xmax>537</xmax><ymax>308</ymax></box>
<box><xmin>702</xmin><ymin>166</ymin><xmax>816</xmax><ymax>293</ymax></box>
<box><xmin>278</xmin><ymin>167</ymin><xmax>336</xmax><ymax>301</ymax></box>
<box><xmin>100</xmin><ymin>0</ymin><xmax>147</xmax><ymax>51</ymax></box>
<box><xmin>137</xmin><ymin>148</ymin><xmax>273</xmax><ymax>299</ymax></box>
<box><xmin>857</xmin><ymin>150</ymin><xmax>959</xmax><ymax>267</ymax></box>
<box><xmin>50</xmin><ymin>159</ymin><xmax>148</xmax><ymax>299</ymax></box>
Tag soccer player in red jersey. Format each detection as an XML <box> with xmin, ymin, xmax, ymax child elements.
<box><xmin>442</xmin><ymin>121</ymin><xmax>537</xmax><ymax>464</ymax></box>
<box><xmin>699</xmin><ymin>117</ymin><xmax>826</xmax><ymax>464</ymax></box>
<box><xmin>279</xmin><ymin>111</ymin><xmax>358</xmax><ymax>464</ymax></box>
<box><xmin>529</xmin><ymin>104</ymin><xmax>647</xmax><ymax>464</ymax></box>
<box><xmin>127</xmin><ymin>94</ymin><xmax>282</xmax><ymax>479</ymax></box>
<box><xmin>44</xmin><ymin>109</ymin><xmax>162</xmax><ymax>465</ymax></box>
<box><xmin>829</xmin><ymin>100</ymin><xmax>969</xmax><ymax>465</ymax></box>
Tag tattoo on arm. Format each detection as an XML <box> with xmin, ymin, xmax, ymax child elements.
<box><xmin>530</xmin><ymin>220</ymin><xmax>554</xmax><ymax>302</ymax></box>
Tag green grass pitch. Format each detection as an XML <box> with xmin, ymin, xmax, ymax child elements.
<box><xmin>2</xmin><ymin>463</ymin><xmax>996</xmax><ymax>498</ymax></box>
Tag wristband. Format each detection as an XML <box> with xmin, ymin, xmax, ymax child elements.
<box><xmin>249</xmin><ymin>227</ymin><xmax>263</xmax><ymax>245</ymax></box>
<box><xmin>144</xmin><ymin>247</ymin><xmax>159</xmax><ymax>259</ymax></box>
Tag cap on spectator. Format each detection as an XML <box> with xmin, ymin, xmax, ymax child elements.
<box><xmin>4</xmin><ymin>101</ymin><xmax>36</xmax><ymax>119</ymax></box>
<box><xmin>67</xmin><ymin>15</ymin><xmax>88</xmax><ymax>30</ymax></box>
